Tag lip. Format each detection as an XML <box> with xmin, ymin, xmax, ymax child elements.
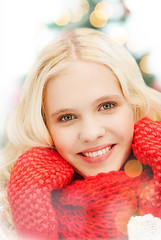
<box><xmin>78</xmin><ymin>144</ymin><xmax>116</xmax><ymax>164</ymax></box>
<box><xmin>79</xmin><ymin>144</ymin><xmax>114</xmax><ymax>153</ymax></box>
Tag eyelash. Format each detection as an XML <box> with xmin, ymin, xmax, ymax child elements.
<box><xmin>58</xmin><ymin>102</ymin><xmax>116</xmax><ymax>122</ymax></box>
<box><xmin>58</xmin><ymin>114</ymin><xmax>77</xmax><ymax>122</ymax></box>
<box><xmin>99</xmin><ymin>102</ymin><xmax>116</xmax><ymax>111</ymax></box>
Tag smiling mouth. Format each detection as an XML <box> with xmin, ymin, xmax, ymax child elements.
<box><xmin>80</xmin><ymin>145</ymin><xmax>114</xmax><ymax>158</ymax></box>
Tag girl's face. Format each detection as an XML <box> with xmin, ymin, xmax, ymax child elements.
<box><xmin>45</xmin><ymin>60</ymin><xmax>134</xmax><ymax>177</ymax></box>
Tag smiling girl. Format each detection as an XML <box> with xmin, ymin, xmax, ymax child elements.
<box><xmin>1</xmin><ymin>28</ymin><xmax>161</xmax><ymax>239</ymax></box>
<box><xmin>45</xmin><ymin>60</ymin><xmax>134</xmax><ymax>177</ymax></box>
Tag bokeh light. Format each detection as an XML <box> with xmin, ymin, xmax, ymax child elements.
<box><xmin>124</xmin><ymin>160</ymin><xmax>143</xmax><ymax>178</ymax></box>
<box><xmin>70</xmin><ymin>0</ymin><xmax>89</xmax><ymax>23</ymax></box>
<box><xmin>115</xmin><ymin>206</ymin><xmax>137</xmax><ymax>235</ymax></box>
<box><xmin>111</xmin><ymin>1</ymin><xmax>124</xmax><ymax>19</ymax></box>
<box><xmin>90</xmin><ymin>1</ymin><xmax>113</xmax><ymax>28</ymax></box>
<box><xmin>139</xmin><ymin>55</ymin><xmax>153</xmax><ymax>74</ymax></box>
<box><xmin>95</xmin><ymin>1</ymin><xmax>113</xmax><ymax>20</ymax></box>
<box><xmin>53</xmin><ymin>0</ymin><xmax>90</xmax><ymax>26</ymax></box>
<box><xmin>115</xmin><ymin>187</ymin><xmax>137</xmax><ymax>235</ymax></box>
<box><xmin>90</xmin><ymin>11</ymin><xmax>108</xmax><ymax>28</ymax></box>
<box><xmin>54</xmin><ymin>9</ymin><xmax>71</xmax><ymax>26</ymax></box>
<box><xmin>81</xmin><ymin>0</ymin><xmax>90</xmax><ymax>15</ymax></box>
<box><xmin>126</xmin><ymin>38</ymin><xmax>143</xmax><ymax>52</ymax></box>
<box><xmin>115</xmin><ymin>208</ymin><xmax>129</xmax><ymax>236</ymax></box>
<box><xmin>109</xmin><ymin>27</ymin><xmax>128</xmax><ymax>45</ymax></box>
<box><xmin>70</xmin><ymin>8</ymin><xmax>84</xmax><ymax>23</ymax></box>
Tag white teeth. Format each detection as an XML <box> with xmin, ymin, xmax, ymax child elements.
<box><xmin>93</xmin><ymin>152</ymin><xmax>97</xmax><ymax>157</ymax></box>
<box><xmin>82</xmin><ymin>146</ymin><xmax>112</xmax><ymax>158</ymax></box>
<box><xmin>89</xmin><ymin>152</ymin><xmax>93</xmax><ymax>157</ymax></box>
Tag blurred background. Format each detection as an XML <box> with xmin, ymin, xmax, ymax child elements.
<box><xmin>1</xmin><ymin>0</ymin><xmax>161</xmax><ymax>147</ymax></box>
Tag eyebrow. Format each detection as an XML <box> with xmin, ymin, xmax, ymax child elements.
<box><xmin>50</xmin><ymin>95</ymin><xmax>123</xmax><ymax>117</ymax></box>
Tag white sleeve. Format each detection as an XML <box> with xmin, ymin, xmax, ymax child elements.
<box><xmin>127</xmin><ymin>214</ymin><xmax>161</xmax><ymax>240</ymax></box>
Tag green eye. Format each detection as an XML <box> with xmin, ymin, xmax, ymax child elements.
<box><xmin>59</xmin><ymin>114</ymin><xmax>75</xmax><ymax>122</ymax></box>
<box><xmin>100</xmin><ymin>102</ymin><xmax>115</xmax><ymax>110</ymax></box>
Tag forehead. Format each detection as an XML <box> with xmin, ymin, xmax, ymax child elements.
<box><xmin>45</xmin><ymin>60</ymin><xmax>123</xmax><ymax>108</ymax></box>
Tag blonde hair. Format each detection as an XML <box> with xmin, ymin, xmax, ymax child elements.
<box><xmin>1</xmin><ymin>27</ymin><xmax>161</xmax><ymax>236</ymax></box>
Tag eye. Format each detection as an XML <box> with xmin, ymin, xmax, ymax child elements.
<box><xmin>99</xmin><ymin>102</ymin><xmax>115</xmax><ymax>111</ymax></box>
<box><xmin>59</xmin><ymin>114</ymin><xmax>76</xmax><ymax>122</ymax></box>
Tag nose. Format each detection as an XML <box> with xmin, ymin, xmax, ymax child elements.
<box><xmin>79</xmin><ymin>118</ymin><xmax>105</xmax><ymax>142</ymax></box>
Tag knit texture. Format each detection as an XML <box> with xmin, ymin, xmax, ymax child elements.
<box><xmin>8</xmin><ymin>118</ymin><xmax>161</xmax><ymax>239</ymax></box>
<box><xmin>8</xmin><ymin>148</ymin><xmax>74</xmax><ymax>239</ymax></box>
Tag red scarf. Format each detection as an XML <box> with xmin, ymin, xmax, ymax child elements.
<box><xmin>8</xmin><ymin>118</ymin><xmax>161</xmax><ymax>239</ymax></box>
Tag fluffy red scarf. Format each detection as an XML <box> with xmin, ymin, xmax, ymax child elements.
<box><xmin>8</xmin><ymin>118</ymin><xmax>161</xmax><ymax>239</ymax></box>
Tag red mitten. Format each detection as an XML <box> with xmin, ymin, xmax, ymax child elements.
<box><xmin>132</xmin><ymin>117</ymin><xmax>161</xmax><ymax>217</ymax></box>
<box><xmin>51</xmin><ymin>169</ymin><xmax>151</xmax><ymax>240</ymax></box>
<box><xmin>8</xmin><ymin>147</ymin><xmax>74</xmax><ymax>240</ymax></box>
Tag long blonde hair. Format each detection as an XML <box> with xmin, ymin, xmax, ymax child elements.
<box><xmin>1</xmin><ymin>27</ymin><xmax>161</xmax><ymax>236</ymax></box>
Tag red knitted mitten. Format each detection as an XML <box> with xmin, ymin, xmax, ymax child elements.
<box><xmin>51</xmin><ymin>169</ymin><xmax>150</xmax><ymax>239</ymax></box>
<box><xmin>8</xmin><ymin>118</ymin><xmax>160</xmax><ymax>240</ymax></box>
<box><xmin>132</xmin><ymin>117</ymin><xmax>161</xmax><ymax>217</ymax></box>
<box><xmin>8</xmin><ymin>147</ymin><xmax>74</xmax><ymax>240</ymax></box>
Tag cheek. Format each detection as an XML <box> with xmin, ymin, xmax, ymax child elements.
<box><xmin>51</xmin><ymin>128</ymin><xmax>75</xmax><ymax>154</ymax></box>
<box><xmin>119</xmin><ymin>109</ymin><xmax>134</xmax><ymax>143</ymax></box>
<box><xmin>110</xmin><ymin>106</ymin><xmax>134</xmax><ymax>142</ymax></box>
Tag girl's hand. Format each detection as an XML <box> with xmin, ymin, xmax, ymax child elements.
<box><xmin>132</xmin><ymin>117</ymin><xmax>161</xmax><ymax>167</ymax></box>
<box><xmin>8</xmin><ymin>147</ymin><xmax>74</xmax><ymax>240</ymax></box>
<box><xmin>132</xmin><ymin>117</ymin><xmax>161</xmax><ymax>217</ymax></box>
<box><xmin>51</xmin><ymin>170</ymin><xmax>148</xmax><ymax>239</ymax></box>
